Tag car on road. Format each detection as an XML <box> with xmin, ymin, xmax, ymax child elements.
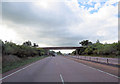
<box><xmin>52</xmin><ymin>53</ymin><xmax>57</xmax><ymax>57</ymax></box>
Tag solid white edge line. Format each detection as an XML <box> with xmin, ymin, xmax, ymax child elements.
<box><xmin>0</xmin><ymin>63</ymin><xmax>33</xmax><ymax>81</ymax></box>
<box><xmin>65</xmin><ymin>56</ymin><xmax>120</xmax><ymax>79</ymax></box>
<box><xmin>78</xmin><ymin>61</ymin><xmax>120</xmax><ymax>79</ymax></box>
<box><xmin>0</xmin><ymin>57</ymin><xmax>49</xmax><ymax>81</ymax></box>
<box><xmin>60</xmin><ymin>74</ymin><xmax>64</xmax><ymax>84</ymax></box>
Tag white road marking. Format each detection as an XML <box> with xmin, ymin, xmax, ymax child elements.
<box><xmin>60</xmin><ymin>74</ymin><xmax>64</xmax><ymax>84</ymax></box>
<box><xmin>0</xmin><ymin>57</ymin><xmax>49</xmax><ymax>81</ymax></box>
<box><xmin>64</xmin><ymin>56</ymin><xmax>120</xmax><ymax>79</ymax></box>
<box><xmin>77</xmin><ymin>61</ymin><xmax>120</xmax><ymax>79</ymax></box>
<box><xmin>1</xmin><ymin>56</ymin><xmax>119</xmax><ymax>82</ymax></box>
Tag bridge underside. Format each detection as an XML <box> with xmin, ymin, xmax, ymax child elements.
<box><xmin>39</xmin><ymin>46</ymin><xmax>86</xmax><ymax>55</ymax></box>
<box><xmin>40</xmin><ymin>47</ymin><xmax>84</xmax><ymax>50</ymax></box>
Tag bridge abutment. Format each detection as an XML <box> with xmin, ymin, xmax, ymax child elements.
<box><xmin>45</xmin><ymin>49</ymin><xmax>50</xmax><ymax>56</ymax></box>
<box><xmin>76</xmin><ymin>49</ymin><xmax>79</xmax><ymax>55</ymax></box>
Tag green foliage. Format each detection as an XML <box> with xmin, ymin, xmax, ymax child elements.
<box><xmin>3</xmin><ymin>41</ymin><xmax>18</xmax><ymax>55</ymax></box>
<box><xmin>72</xmin><ymin>40</ymin><xmax>119</xmax><ymax>57</ymax></box>
<box><xmin>49</xmin><ymin>51</ymin><xmax>55</xmax><ymax>55</ymax></box>
<box><xmin>1</xmin><ymin>40</ymin><xmax>47</xmax><ymax>73</ymax></box>
<box><xmin>57</xmin><ymin>51</ymin><xmax>62</xmax><ymax>55</ymax></box>
<box><xmin>84</xmin><ymin>46</ymin><xmax>93</xmax><ymax>55</ymax></box>
<box><xmin>2</xmin><ymin>41</ymin><xmax>47</xmax><ymax>58</ymax></box>
<box><xmin>79</xmin><ymin>40</ymin><xmax>92</xmax><ymax>46</ymax></box>
<box><xmin>3</xmin><ymin>56</ymin><xmax>46</xmax><ymax>73</ymax></box>
<box><xmin>16</xmin><ymin>45</ymin><xmax>38</xmax><ymax>57</ymax></box>
<box><xmin>71</xmin><ymin>51</ymin><xmax>76</xmax><ymax>55</ymax></box>
<box><xmin>101</xmin><ymin>44</ymin><xmax>116</xmax><ymax>55</ymax></box>
<box><xmin>22</xmin><ymin>41</ymin><xmax>32</xmax><ymax>47</ymax></box>
<box><xmin>77</xmin><ymin>48</ymin><xmax>86</xmax><ymax>55</ymax></box>
<box><xmin>118</xmin><ymin>41</ymin><xmax>120</xmax><ymax>51</ymax></box>
<box><xmin>33</xmin><ymin>43</ymin><xmax>38</xmax><ymax>48</ymax></box>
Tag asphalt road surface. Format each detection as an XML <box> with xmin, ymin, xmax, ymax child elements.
<box><xmin>2</xmin><ymin>56</ymin><xmax>119</xmax><ymax>82</ymax></box>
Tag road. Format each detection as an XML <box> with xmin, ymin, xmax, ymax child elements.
<box><xmin>2</xmin><ymin>56</ymin><xmax>119</xmax><ymax>82</ymax></box>
<box><xmin>72</xmin><ymin>56</ymin><xmax>118</xmax><ymax>65</ymax></box>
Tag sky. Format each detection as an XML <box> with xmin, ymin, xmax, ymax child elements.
<box><xmin>0</xmin><ymin>0</ymin><xmax>119</xmax><ymax>53</ymax></box>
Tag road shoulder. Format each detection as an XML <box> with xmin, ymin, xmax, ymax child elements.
<box><xmin>2</xmin><ymin>56</ymin><xmax>48</xmax><ymax>77</ymax></box>
<box><xmin>64</xmin><ymin>56</ymin><xmax>119</xmax><ymax>77</ymax></box>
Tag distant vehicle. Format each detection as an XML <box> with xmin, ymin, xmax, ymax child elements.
<box><xmin>52</xmin><ymin>53</ymin><xmax>57</xmax><ymax>57</ymax></box>
<box><xmin>52</xmin><ymin>54</ymin><xmax>55</xmax><ymax>57</ymax></box>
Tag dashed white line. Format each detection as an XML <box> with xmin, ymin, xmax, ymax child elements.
<box><xmin>60</xmin><ymin>74</ymin><xmax>64</xmax><ymax>84</ymax></box>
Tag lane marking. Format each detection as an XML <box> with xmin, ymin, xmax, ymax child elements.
<box><xmin>60</xmin><ymin>74</ymin><xmax>64</xmax><ymax>84</ymax></box>
<box><xmin>64</xmin><ymin>57</ymin><xmax>120</xmax><ymax>79</ymax></box>
<box><xmin>77</xmin><ymin>61</ymin><xmax>120</xmax><ymax>79</ymax></box>
<box><xmin>0</xmin><ymin>57</ymin><xmax>50</xmax><ymax>81</ymax></box>
<box><xmin>0</xmin><ymin>63</ymin><xmax>34</xmax><ymax>81</ymax></box>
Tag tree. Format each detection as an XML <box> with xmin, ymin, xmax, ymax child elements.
<box><xmin>84</xmin><ymin>46</ymin><xmax>93</xmax><ymax>55</ymax></box>
<box><xmin>96</xmin><ymin>40</ymin><xmax>100</xmax><ymax>43</ymax></box>
<box><xmin>33</xmin><ymin>43</ymin><xmax>38</xmax><ymax>48</ymax></box>
<box><xmin>57</xmin><ymin>51</ymin><xmax>62</xmax><ymax>55</ymax></box>
<box><xmin>117</xmin><ymin>41</ymin><xmax>120</xmax><ymax>55</ymax></box>
<box><xmin>3</xmin><ymin>41</ymin><xmax>17</xmax><ymax>55</ymax></box>
<box><xmin>78</xmin><ymin>48</ymin><xmax>86</xmax><ymax>55</ymax></box>
<box><xmin>71</xmin><ymin>51</ymin><xmax>76</xmax><ymax>55</ymax></box>
<box><xmin>79</xmin><ymin>40</ymin><xmax>92</xmax><ymax>46</ymax></box>
<box><xmin>49</xmin><ymin>51</ymin><xmax>55</xmax><ymax>55</ymax></box>
<box><xmin>0</xmin><ymin>40</ymin><xmax>4</xmax><ymax>54</ymax></box>
<box><xmin>93</xmin><ymin>42</ymin><xmax>103</xmax><ymax>55</ymax></box>
<box><xmin>23</xmin><ymin>41</ymin><xmax>32</xmax><ymax>47</ymax></box>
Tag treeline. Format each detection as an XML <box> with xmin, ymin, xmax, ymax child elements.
<box><xmin>0</xmin><ymin>40</ymin><xmax>47</xmax><ymax>58</ymax></box>
<box><xmin>48</xmin><ymin>51</ymin><xmax>62</xmax><ymax>56</ymax></box>
<box><xmin>72</xmin><ymin>40</ymin><xmax>120</xmax><ymax>56</ymax></box>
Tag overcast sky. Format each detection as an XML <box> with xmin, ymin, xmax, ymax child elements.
<box><xmin>0</xmin><ymin>0</ymin><xmax>119</xmax><ymax>53</ymax></box>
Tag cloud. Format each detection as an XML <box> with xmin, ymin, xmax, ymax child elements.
<box><xmin>1</xmin><ymin>0</ymin><xmax>118</xmax><ymax>47</ymax></box>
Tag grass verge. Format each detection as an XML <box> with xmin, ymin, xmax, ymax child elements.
<box><xmin>3</xmin><ymin>56</ymin><xmax>47</xmax><ymax>73</ymax></box>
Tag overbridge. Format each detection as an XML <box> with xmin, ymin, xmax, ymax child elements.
<box><xmin>40</xmin><ymin>47</ymin><xmax>84</xmax><ymax>50</ymax></box>
<box><xmin>39</xmin><ymin>46</ymin><xmax>86</xmax><ymax>55</ymax></box>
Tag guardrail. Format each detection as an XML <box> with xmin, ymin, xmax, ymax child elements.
<box><xmin>67</xmin><ymin>55</ymin><xmax>119</xmax><ymax>66</ymax></box>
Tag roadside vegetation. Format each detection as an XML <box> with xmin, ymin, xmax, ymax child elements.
<box><xmin>2</xmin><ymin>40</ymin><xmax>46</xmax><ymax>57</ymax></box>
<box><xmin>72</xmin><ymin>40</ymin><xmax>120</xmax><ymax>58</ymax></box>
<box><xmin>0</xmin><ymin>40</ymin><xmax>48</xmax><ymax>73</ymax></box>
<box><xmin>3</xmin><ymin>56</ymin><xmax>46</xmax><ymax>73</ymax></box>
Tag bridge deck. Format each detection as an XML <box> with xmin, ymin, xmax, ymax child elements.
<box><xmin>39</xmin><ymin>47</ymin><xmax>85</xmax><ymax>50</ymax></box>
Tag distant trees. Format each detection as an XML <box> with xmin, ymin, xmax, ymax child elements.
<box><xmin>2</xmin><ymin>40</ymin><xmax>47</xmax><ymax>58</ymax></box>
<box><xmin>96</xmin><ymin>40</ymin><xmax>100</xmax><ymax>43</ymax></box>
<box><xmin>57</xmin><ymin>51</ymin><xmax>62</xmax><ymax>55</ymax></box>
<box><xmin>72</xmin><ymin>40</ymin><xmax>119</xmax><ymax>56</ymax></box>
<box><xmin>3</xmin><ymin>41</ymin><xmax>18</xmax><ymax>55</ymax></box>
<box><xmin>33</xmin><ymin>43</ymin><xmax>38</xmax><ymax>48</ymax></box>
<box><xmin>84</xmin><ymin>46</ymin><xmax>94</xmax><ymax>55</ymax></box>
<box><xmin>23</xmin><ymin>41</ymin><xmax>32</xmax><ymax>46</ymax></box>
<box><xmin>79</xmin><ymin>40</ymin><xmax>92</xmax><ymax>46</ymax></box>
<box><xmin>49</xmin><ymin>51</ymin><xmax>55</xmax><ymax>55</ymax></box>
<box><xmin>23</xmin><ymin>41</ymin><xmax>39</xmax><ymax>48</ymax></box>
<box><xmin>117</xmin><ymin>41</ymin><xmax>120</xmax><ymax>55</ymax></box>
<box><xmin>71</xmin><ymin>51</ymin><xmax>76</xmax><ymax>55</ymax></box>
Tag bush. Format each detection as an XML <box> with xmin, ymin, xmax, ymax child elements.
<box><xmin>84</xmin><ymin>46</ymin><xmax>93</xmax><ymax>55</ymax></box>
<box><xmin>2</xmin><ymin>41</ymin><xmax>46</xmax><ymax>58</ymax></box>
<box><xmin>73</xmin><ymin>40</ymin><xmax>119</xmax><ymax>56</ymax></box>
